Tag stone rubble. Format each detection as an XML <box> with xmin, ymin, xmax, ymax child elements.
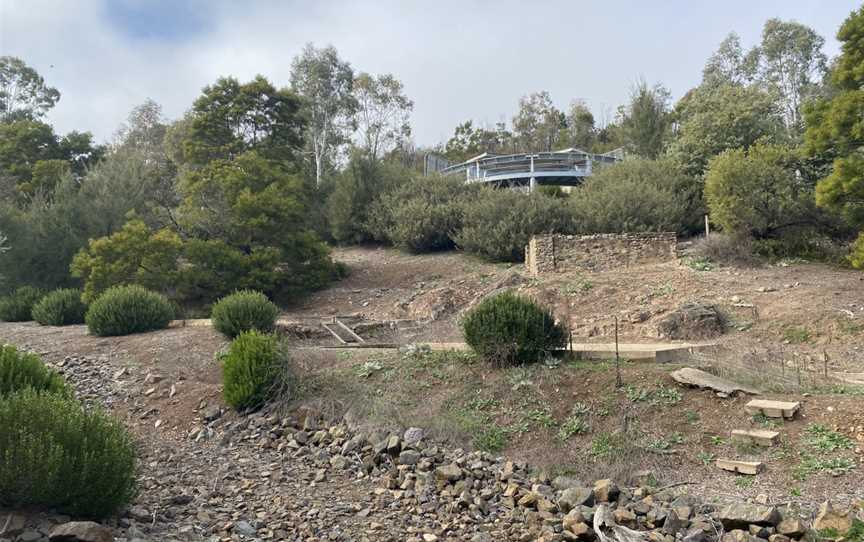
<box><xmin>1</xmin><ymin>353</ymin><xmax>861</xmax><ymax>542</ymax></box>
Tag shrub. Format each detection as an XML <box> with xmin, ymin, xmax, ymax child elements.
<box><xmin>690</xmin><ymin>233</ymin><xmax>758</xmax><ymax>267</ymax></box>
<box><xmin>461</xmin><ymin>291</ymin><xmax>566</xmax><ymax>366</ymax></box>
<box><xmin>366</xmin><ymin>175</ymin><xmax>475</xmax><ymax>252</ymax></box>
<box><xmin>455</xmin><ymin>189</ymin><xmax>576</xmax><ymax>262</ymax></box>
<box><xmin>0</xmin><ymin>344</ymin><xmax>67</xmax><ymax>397</ymax></box>
<box><xmin>851</xmin><ymin>232</ymin><xmax>864</xmax><ymax>269</ymax></box>
<box><xmin>222</xmin><ymin>331</ymin><xmax>288</xmax><ymax>410</ymax></box>
<box><xmin>211</xmin><ymin>290</ymin><xmax>279</xmax><ymax>338</ymax></box>
<box><xmin>570</xmin><ymin>158</ymin><xmax>703</xmax><ymax>235</ymax></box>
<box><xmin>0</xmin><ymin>390</ymin><xmax>137</xmax><ymax>517</ymax></box>
<box><xmin>85</xmin><ymin>285</ymin><xmax>174</xmax><ymax>336</ymax></box>
<box><xmin>0</xmin><ymin>286</ymin><xmax>45</xmax><ymax>322</ymax></box>
<box><xmin>32</xmin><ymin>288</ymin><xmax>87</xmax><ymax>326</ymax></box>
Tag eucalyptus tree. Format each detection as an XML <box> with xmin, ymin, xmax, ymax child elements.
<box><xmin>290</xmin><ymin>44</ymin><xmax>357</xmax><ymax>187</ymax></box>
<box><xmin>353</xmin><ymin>72</ymin><xmax>413</xmax><ymax>160</ymax></box>
<box><xmin>0</xmin><ymin>56</ymin><xmax>60</xmax><ymax>122</ymax></box>
<box><xmin>512</xmin><ymin>91</ymin><xmax>565</xmax><ymax>152</ymax></box>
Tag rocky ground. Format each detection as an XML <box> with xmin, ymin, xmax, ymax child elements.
<box><xmin>1</xmin><ymin>347</ymin><xmax>862</xmax><ymax>542</ymax></box>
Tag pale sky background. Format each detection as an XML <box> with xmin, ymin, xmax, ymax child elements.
<box><xmin>1</xmin><ymin>0</ymin><xmax>860</xmax><ymax>146</ymax></box>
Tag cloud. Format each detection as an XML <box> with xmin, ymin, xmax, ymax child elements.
<box><xmin>0</xmin><ymin>0</ymin><xmax>855</xmax><ymax>146</ymax></box>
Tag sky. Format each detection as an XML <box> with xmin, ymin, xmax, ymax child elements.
<box><xmin>1</xmin><ymin>0</ymin><xmax>860</xmax><ymax>147</ymax></box>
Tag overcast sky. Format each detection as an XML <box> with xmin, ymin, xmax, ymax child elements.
<box><xmin>1</xmin><ymin>0</ymin><xmax>860</xmax><ymax>147</ymax></box>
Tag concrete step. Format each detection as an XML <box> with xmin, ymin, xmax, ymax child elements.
<box><xmin>745</xmin><ymin>399</ymin><xmax>800</xmax><ymax>419</ymax></box>
<box><xmin>716</xmin><ymin>459</ymin><xmax>764</xmax><ymax>475</ymax></box>
<box><xmin>731</xmin><ymin>429</ymin><xmax>780</xmax><ymax>447</ymax></box>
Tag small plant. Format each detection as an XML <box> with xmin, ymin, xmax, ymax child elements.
<box><xmin>0</xmin><ymin>286</ymin><xmax>45</xmax><ymax>322</ymax></box>
<box><xmin>790</xmin><ymin>487</ymin><xmax>802</xmax><ymax>497</ymax></box>
<box><xmin>0</xmin><ymin>345</ymin><xmax>67</xmax><ymax>397</ymax></box>
<box><xmin>653</xmin><ymin>387</ymin><xmax>682</xmax><ymax>405</ymax></box>
<box><xmin>590</xmin><ymin>432</ymin><xmax>627</xmax><ymax>459</ymax></box>
<box><xmin>684</xmin><ymin>257</ymin><xmax>713</xmax><ymax>271</ymax></box>
<box><xmin>221</xmin><ymin>331</ymin><xmax>288</xmax><ymax>411</ymax></box>
<box><xmin>685</xmin><ymin>410</ymin><xmax>700</xmax><ymax>424</ymax></box>
<box><xmin>475</xmin><ymin>425</ymin><xmax>508</xmax><ymax>453</ymax></box>
<box><xmin>710</xmin><ymin>435</ymin><xmax>726</xmax><ymax>446</ymax></box>
<box><xmin>794</xmin><ymin>456</ymin><xmax>855</xmax><ymax>480</ymax></box>
<box><xmin>85</xmin><ymin>285</ymin><xmax>174</xmax><ymax>336</ymax></box>
<box><xmin>32</xmin><ymin>289</ymin><xmax>87</xmax><ymax>326</ymax></box>
<box><xmin>558</xmin><ymin>415</ymin><xmax>590</xmax><ymax>441</ymax></box>
<box><xmin>354</xmin><ymin>359</ymin><xmax>384</xmax><ymax>378</ymax></box>
<box><xmin>782</xmin><ymin>325</ymin><xmax>812</xmax><ymax>344</ymax></box>
<box><xmin>803</xmin><ymin>424</ymin><xmax>853</xmax><ymax>452</ymax></box>
<box><xmin>752</xmin><ymin>412</ymin><xmax>781</xmax><ymax>428</ymax></box>
<box><xmin>211</xmin><ymin>290</ymin><xmax>279</xmax><ymax>339</ymax></box>
<box><xmin>461</xmin><ymin>291</ymin><xmax>566</xmax><ymax>367</ymax></box>
<box><xmin>734</xmin><ymin>476</ymin><xmax>754</xmax><ymax>488</ymax></box>
<box><xmin>0</xmin><ymin>390</ymin><xmax>137</xmax><ymax>517</ymax></box>
<box><xmin>624</xmin><ymin>385</ymin><xmax>651</xmax><ymax>402</ymax></box>
<box><xmin>647</xmin><ymin>432</ymin><xmax>685</xmax><ymax>451</ymax></box>
<box><xmin>697</xmin><ymin>451</ymin><xmax>716</xmax><ymax>465</ymax></box>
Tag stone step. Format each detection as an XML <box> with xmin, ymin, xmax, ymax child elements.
<box><xmin>731</xmin><ymin>429</ymin><xmax>780</xmax><ymax>447</ymax></box>
<box><xmin>744</xmin><ymin>399</ymin><xmax>800</xmax><ymax>419</ymax></box>
<box><xmin>716</xmin><ymin>459</ymin><xmax>764</xmax><ymax>475</ymax></box>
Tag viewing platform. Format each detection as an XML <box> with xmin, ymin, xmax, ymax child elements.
<box><xmin>429</xmin><ymin>148</ymin><xmax>621</xmax><ymax>188</ymax></box>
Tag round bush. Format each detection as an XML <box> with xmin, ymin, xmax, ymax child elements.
<box><xmin>0</xmin><ymin>344</ymin><xmax>68</xmax><ymax>397</ymax></box>
<box><xmin>462</xmin><ymin>291</ymin><xmax>566</xmax><ymax>366</ymax></box>
<box><xmin>211</xmin><ymin>290</ymin><xmax>279</xmax><ymax>338</ymax></box>
<box><xmin>0</xmin><ymin>286</ymin><xmax>46</xmax><ymax>322</ymax></box>
<box><xmin>222</xmin><ymin>331</ymin><xmax>287</xmax><ymax>410</ymax></box>
<box><xmin>0</xmin><ymin>390</ymin><xmax>137</xmax><ymax>517</ymax></box>
<box><xmin>32</xmin><ymin>288</ymin><xmax>87</xmax><ymax>326</ymax></box>
<box><xmin>85</xmin><ymin>285</ymin><xmax>174</xmax><ymax>337</ymax></box>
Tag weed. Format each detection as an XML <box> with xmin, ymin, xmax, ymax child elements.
<box><xmin>354</xmin><ymin>360</ymin><xmax>384</xmax><ymax>378</ymax></box>
<box><xmin>523</xmin><ymin>407</ymin><xmax>556</xmax><ymax>429</ymax></box>
<box><xmin>752</xmin><ymin>412</ymin><xmax>781</xmax><ymax>429</ymax></box>
<box><xmin>624</xmin><ymin>385</ymin><xmax>651</xmax><ymax>402</ymax></box>
<box><xmin>846</xmin><ymin>519</ymin><xmax>864</xmax><ymax>542</ymax></box>
<box><xmin>697</xmin><ymin>451</ymin><xmax>716</xmax><ymax>465</ymax></box>
<box><xmin>790</xmin><ymin>487</ymin><xmax>802</xmax><ymax>497</ymax></box>
<box><xmin>734</xmin><ymin>477</ymin><xmax>754</xmax><ymax>488</ymax></box>
<box><xmin>651</xmin><ymin>282</ymin><xmax>675</xmax><ymax>297</ymax></box>
<box><xmin>782</xmin><ymin>325</ymin><xmax>812</xmax><ymax>344</ymax></box>
<box><xmin>684</xmin><ymin>257</ymin><xmax>713</xmax><ymax>271</ymax></box>
<box><xmin>803</xmin><ymin>424</ymin><xmax>853</xmax><ymax>452</ymax></box>
<box><xmin>710</xmin><ymin>436</ymin><xmax>726</xmax><ymax>446</ymax></box>
<box><xmin>818</xmin><ymin>384</ymin><xmax>864</xmax><ymax>396</ymax></box>
<box><xmin>561</xmin><ymin>278</ymin><xmax>594</xmax><ymax>295</ymax></box>
<box><xmin>653</xmin><ymin>387</ymin><xmax>683</xmax><ymax>405</ymax></box>
<box><xmin>558</xmin><ymin>416</ymin><xmax>590</xmax><ymax>441</ymax></box>
<box><xmin>590</xmin><ymin>432</ymin><xmax>628</xmax><ymax>459</ymax></box>
<box><xmin>646</xmin><ymin>432</ymin><xmax>684</xmax><ymax>451</ymax></box>
<box><xmin>475</xmin><ymin>426</ymin><xmax>508</xmax><ymax>453</ymax></box>
<box><xmin>685</xmin><ymin>410</ymin><xmax>700</xmax><ymax>424</ymax></box>
<box><xmin>734</xmin><ymin>440</ymin><xmax>761</xmax><ymax>456</ymax></box>
<box><xmin>794</xmin><ymin>456</ymin><xmax>855</xmax><ymax>480</ymax></box>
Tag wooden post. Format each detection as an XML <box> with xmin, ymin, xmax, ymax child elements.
<box><xmin>614</xmin><ymin>316</ymin><xmax>622</xmax><ymax>388</ymax></box>
<box><xmin>704</xmin><ymin>215</ymin><xmax>710</xmax><ymax>238</ymax></box>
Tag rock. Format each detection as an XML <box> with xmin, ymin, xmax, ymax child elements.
<box><xmin>813</xmin><ymin>501</ymin><xmax>852</xmax><ymax>534</ymax></box>
<box><xmin>559</xmin><ymin>487</ymin><xmax>595</xmax><ymax>512</ymax></box>
<box><xmin>663</xmin><ymin>509</ymin><xmax>687</xmax><ymax>536</ymax></box>
<box><xmin>398</xmin><ymin>449</ymin><xmax>422</xmax><ymax>465</ymax></box>
<box><xmin>593</xmin><ymin>479</ymin><xmax>620</xmax><ymax>503</ymax></box>
<box><xmin>717</xmin><ymin>503</ymin><xmax>781</xmax><ymax>529</ymax></box>
<box><xmin>657</xmin><ymin>302</ymin><xmax>725</xmax><ymax>340</ymax></box>
<box><xmin>721</xmin><ymin>530</ymin><xmax>761</xmax><ymax>542</ymax></box>
<box><xmin>776</xmin><ymin>518</ymin><xmax>807</xmax><ymax>538</ymax></box>
<box><xmin>202</xmin><ymin>406</ymin><xmax>221</xmax><ymax>422</ymax></box>
<box><xmin>403</xmin><ymin>427</ymin><xmax>424</xmax><ymax>446</ymax></box>
<box><xmin>670</xmin><ymin>367</ymin><xmax>761</xmax><ymax>395</ymax></box>
<box><xmin>49</xmin><ymin>522</ymin><xmax>113</xmax><ymax>542</ymax></box>
<box><xmin>233</xmin><ymin>520</ymin><xmax>257</xmax><ymax>537</ymax></box>
<box><xmin>552</xmin><ymin>476</ymin><xmax>584</xmax><ymax>491</ymax></box>
<box><xmin>435</xmin><ymin>463</ymin><xmax>463</xmax><ymax>482</ymax></box>
<box><xmin>126</xmin><ymin>505</ymin><xmax>150</xmax><ymax>522</ymax></box>
<box><xmin>422</xmin><ymin>535</ymin><xmax>439</xmax><ymax>542</ymax></box>
<box><xmin>18</xmin><ymin>531</ymin><xmax>44</xmax><ymax>542</ymax></box>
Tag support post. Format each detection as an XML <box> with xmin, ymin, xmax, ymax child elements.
<box><xmin>704</xmin><ymin>214</ymin><xmax>710</xmax><ymax>238</ymax></box>
<box><xmin>614</xmin><ymin>316</ymin><xmax>622</xmax><ymax>388</ymax></box>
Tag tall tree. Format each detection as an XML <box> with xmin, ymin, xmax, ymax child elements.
<box><xmin>752</xmin><ymin>19</ymin><xmax>828</xmax><ymax>133</ymax></box>
<box><xmin>178</xmin><ymin>76</ymin><xmax>304</xmax><ymax>167</ymax></box>
<box><xmin>290</xmin><ymin>44</ymin><xmax>357</xmax><ymax>187</ymax></box>
<box><xmin>512</xmin><ymin>91</ymin><xmax>565</xmax><ymax>152</ymax></box>
<box><xmin>0</xmin><ymin>56</ymin><xmax>60</xmax><ymax>122</ymax></box>
<box><xmin>353</xmin><ymin>73</ymin><xmax>413</xmax><ymax>160</ymax></box>
<box><xmin>702</xmin><ymin>33</ymin><xmax>757</xmax><ymax>87</ymax></box>
<box><xmin>564</xmin><ymin>100</ymin><xmax>596</xmax><ymax>150</ymax></box>
<box><xmin>617</xmin><ymin>81</ymin><xmax>672</xmax><ymax>159</ymax></box>
<box><xmin>804</xmin><ymin>5</ymin><xmax>864</xmax><ymax>240</ymax></box>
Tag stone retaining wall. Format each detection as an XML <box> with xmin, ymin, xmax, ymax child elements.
<box><xmin>525</xmin><ymin>233</ymin><xmax>677</xmax><ymax>275</ymax></box>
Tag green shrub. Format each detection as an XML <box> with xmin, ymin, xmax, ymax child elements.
<box><xmin>851</xmin><ymin>232</ymin><xmax>864</xmax><ymax>269</ymax></box>
<box><xmin>366</xmin><ymin>175</ymin><xmax>475</xmax><ymax>252</ymax></box>
<box><xmin>0</xmin><ymin>286</ymin><xmax>46</xmax><ymax>322</ymax></box>
<box><xmin>85</xmin><ymin>285</ymin><xmax>174</xmax><ymax>336</ymax></box>
<box><xmin>211</xmin><ymin>290</ymin><xmax>279</xmax><ymax>338</ymax></box>
<box><xmin>0</xmin><ymin>390</ymin><xmax>137</xmax><ymax>517</ymax></box>
<box><xmin>455</xmin><ymin>189</ymin><xmax>576</xmax><ymax>262</ymax></box>
<box><xmin>222</xmin><ymin>331</ymin><xmax>288</xmax><ymax>410</ymax></box>
<box><xmin>461</xmin><ymin>291</ymin><xmax>566</xmax><ymax>366</ymax></box>
<box><xmin>570</xmin><ymin>158</ymin><xmax>703</xmax><ymax>235</ymax></box>
<box><xmin>0</xmin><ymin>344</ymin><xmax>67</xmax><ymax>397</ymax></box>
<box><xmin>32</xmin><ymin>289</ymin><xmax>87</xmax><ymax>326</ymax></box>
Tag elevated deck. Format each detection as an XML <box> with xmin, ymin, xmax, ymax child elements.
<box><xmin>433</xmin><ymin>148</ymin><xmax>621</xmax><ymax>188</ymax></box>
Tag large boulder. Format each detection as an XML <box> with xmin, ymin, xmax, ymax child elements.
<box><xmin>813</xmin><ymin>501</ymin><xmax>852</xmax><ymax>534</ymax></box>
<box><xmin>658</xmin><ymin>302</ymin><xmax>725</xmax><ymax>340</ymax></box>
<box><xmin>49</xmin><ymin>522</ymin><xmax>113</xmax><ymax>542</ymax></box>
<box><xmin>717</xmin><ymin>503</ymin><xmax>781</xmax><ymax>530</ymax></box>
<box><xmin>558</xmin><ymin>487</ymin><xmax>594</xmax><ymax>512</ymax></box>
